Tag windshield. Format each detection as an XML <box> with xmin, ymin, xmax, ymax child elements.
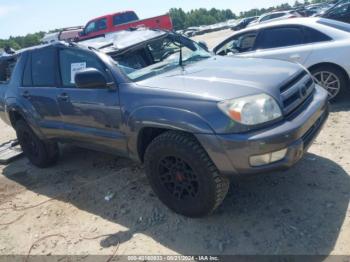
<box><xmin>110</xmin><ymin>35</ymin><xmax>211</xmax><ymax>81</ymax></box>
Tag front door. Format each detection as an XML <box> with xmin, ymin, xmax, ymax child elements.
<box><xmin>57</xmin><ymin>48</ymin><xmax>126</xmax><ymax>155</ymax></box>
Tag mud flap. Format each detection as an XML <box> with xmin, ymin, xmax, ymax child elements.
<box><xmin>0</xmin><ymin>140</ymin><xmax>23</xmax><ymax>165</ymax></box>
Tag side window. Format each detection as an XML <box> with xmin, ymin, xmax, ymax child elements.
<box><xmin>270</xmin><ymin>13</ymin><xmax>284</xmax><ymax>19</ymax></box>
<box><xmin>31</xmin><ymin>47</ymin><xmax>57</xmax><ymax>87</ymax></box>
<box><xmin>217</xmin><ymin>31</ymin><xmax>258</xmax><ymax>55</ymax></box>
<box><xmin>22</xmin><ymin>54</ymin><xmax>32</xmax><ymax>86</ymax></box>
<box><xmin>260</xmin><ymin>15</ymin><xmax>271</xmax><ymax>22</ymax></box>
<box><xmin>85</xmin><ymin>21</ymin><xmax>96</xmax><ymax>34</ymax></box>
<box><xmin>0</xmin><ymin>57</ymin><xmax>17</xmax><ymax>84</ymax></box>
<box><xmin>59</xmin><ymin>49</ymin><xmax>107</xmax><ymax>87</ymax></box>
<box><xmin>257</xmin><ymin>27</ymin><xmax>304</xmax><ymax>49</ymax></box>
<box><xmin>304</xmin><ymin>26</ymin><xmax>332</xmax><ymax>43</ymax></box>
<box><xmin>96</xmin><ymin>18</ymin><xmax>107</xmax><ymax>31</ymax></box>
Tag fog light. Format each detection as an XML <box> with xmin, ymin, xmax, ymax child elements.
<box><xmin>271</xmin><ymin>148</ymin><xmax>288</xmax><ymax>162</ymax></box>
<box><xmin>250</xmin><ymin>148</ymin><xmax>288</xmax><ymax>167</ymax></box>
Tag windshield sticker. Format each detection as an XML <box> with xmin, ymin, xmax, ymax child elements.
<box><xmin>71</xmin><ymin>62</ymin><xmax>86</xmax><ymax>83</ymax></box>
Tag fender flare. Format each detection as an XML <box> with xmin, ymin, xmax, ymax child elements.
<box><xmin>126</xmin><ymin>106</ymin><xmax>215</xmax><ymax>160</ymax></box>
<box><xmin>5</xmin><ymin>98</ymin><xmax>46</xmax><ymax>139</ymax></box>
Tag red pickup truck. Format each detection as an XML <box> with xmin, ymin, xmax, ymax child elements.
<box><xmin>78</xmin><ymin>11</ymin><xmax>173</xmax><ymax>40</ymax></box>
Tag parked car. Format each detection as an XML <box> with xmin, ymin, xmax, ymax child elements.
<box><xmin>213</xmin><ymin>17</ymin><xmax>350</xmax><ymax>100</ymax></box>
<box><xmin>231</xmin><ymin>16</ymin><xmax>258</xmax><ymax>31</ymax></box>
<box><xmin>78</xmin><ymin>10</ymin><xmax>173</xmax><ymax>40</ymax></box>
<box><xmin>41</xmin><ymin>26</ymin><xmax>84</xmax><ymax>44</ymax></box>
<box><xmin>295</xmin><ymin>4</ymin><xmax>332</xmax><ymax>17</ymax></box>
<box><xmin>249</xmin><ymin>10</ymin><xmax>302</xmax><ymax>27</ymax></box>
<box><xmin>0</xmin><ymin>29</ymin><xmax>329</xmax><ymax>217</ymax></box>
<box><xmin>320</xmin><ymin>2</ymin><xmax>350</xmax><ymax>23</ymax></box>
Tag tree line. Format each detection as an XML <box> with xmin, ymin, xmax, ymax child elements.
<box><xmin>0</xmin><ymin>0</ymin><xmax>334</xmax><ymax>51</ymax></box>
<box><xmin>0</xmin><ymin>32</ymin><xmax>45</xmax><ymax>51</ymax></box>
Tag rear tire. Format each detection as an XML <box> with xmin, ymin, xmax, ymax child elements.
<box><xmin>15</xmin><ymin>119</ymin><xmax>59</xmax><ymax>168</ymax></box>
<box><xmin>144</xmin><ymin>131</ymin><xmax>230</xmax><ymax>218</ymax></box>
<box><xmin>310</xmin><ymin>65</ymin><xmax>348</xmax><ymax>101</ymax></box>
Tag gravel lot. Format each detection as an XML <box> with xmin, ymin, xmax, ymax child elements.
<box><xmin>0</xmin><ymin>29</ymin><xmax>350</xmax><ymax>256</ymax></box>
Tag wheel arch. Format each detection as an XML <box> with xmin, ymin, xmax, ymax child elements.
<box><xmin>308</xmin><ymin>62</ymin><xmax>350</xmax><ymax>84</ymax></box>
<box><xmin>8</xmin><ymin>109</ymin><xmax>25</xmax><ymax>128</ymax></box>
<box><xmin>6</xmin><ymin>104</ymin><xmax>45</xmax><ymax>139</ymax></box>
<box><xmin>127</xmin><ymin>106</ymin><xmax>215</xmax><ymax>162</ymax></box>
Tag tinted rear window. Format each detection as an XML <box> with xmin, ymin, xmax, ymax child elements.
<box><xmin>304</xmin><ymin>26</ymin><xmax>332</xmax><ymax>43</ymax></box>
<box><xmin>113</xmin><ymin>12</ymin><xmax>139</xmax><ymax>26</ymax></box>
<box><xmin>0</xmin><ymin>57</ymin><xmax>17</xmax><ymax>84</ymax></box>
<box><xmin>258</xmin><ymin>27</ymin><xmax>304</xmax><ymax>49</ymax></box>
<box><xmin>318</xmin><ymin>19</ymin><xmax>350</xmax><ymax>33</ymax></box>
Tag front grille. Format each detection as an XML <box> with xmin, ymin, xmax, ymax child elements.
<box><xmin>280</xmin><ymin>71</ymin><xmax>315</xmax><ymax>117</ymax></box>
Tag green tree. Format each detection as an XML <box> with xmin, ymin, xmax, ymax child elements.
<box><xmin>169</xmin><ymin>8</ymin><xmax>236</xmax><ymax>30</ymax></box>
<box><xmin>0</xmin><ymin>32</ymin><xmax>45</xmax><ymax>50</ymax></box>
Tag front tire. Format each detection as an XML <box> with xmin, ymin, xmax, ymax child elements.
<box><xmin>144</xmin><ymin>131</ymin><xmax>230</xmax><ymax>217</ymax></box>
<box><xmin>15</xmin><ymin>119</ymin><xmax>59</xmax><ymax>168</ymax></box>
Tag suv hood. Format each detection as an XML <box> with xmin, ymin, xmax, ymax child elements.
<box><xmin>137</xmin><ymin>56</ymin><xmax>304</xmax><ymax>101</ymax></box>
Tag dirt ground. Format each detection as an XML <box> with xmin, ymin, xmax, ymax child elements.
<box><xmin>0</xmin><ymin>30</ymin><xmax>350</xmax><ymax>257</ymax></box>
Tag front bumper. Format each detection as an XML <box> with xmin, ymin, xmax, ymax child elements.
<box><xmin>197</xmin><ymin>85</ymin><xmax>329</xmax><ymax>175</ymax></box>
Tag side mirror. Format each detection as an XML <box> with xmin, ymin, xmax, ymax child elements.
<box><xmin>198</xmin><ymin>41</ymin><xmax>209</xmax><ymax>51</ymax></box>
<box><xmin>75</xmin><ymin>68</ymin><xmax>107</xmax><ymax>89</ymax></box>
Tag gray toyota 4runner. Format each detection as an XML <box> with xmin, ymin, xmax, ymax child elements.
<box><xmin>0</xmin><ymin>29</ymin><xmax>329</xmax><ymax>217</ymax></box>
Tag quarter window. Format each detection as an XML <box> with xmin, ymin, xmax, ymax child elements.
<box><xmin>0</xmin><ymin>57</ymin><xmax>17</xmax><ymax>84</ymax></box>
<box><xmin>59</xmin><ymin>49</ymin><xmax>107</xmax><ymax>87</ymax></box>
<box><xmin>258</xmin><ymin>27</ymin><xmax>304</xmax><ymax>49</ymax></box>
<box><xmin>304</xmin><ymin>26</ymin><xmax>332</xmax><ymax>43</ymax></box>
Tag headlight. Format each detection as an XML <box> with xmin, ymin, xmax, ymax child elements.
<box><xmin>218</xmin><ymin>94</ymin><xmax>282</xmax><ymax>125</ymax></box>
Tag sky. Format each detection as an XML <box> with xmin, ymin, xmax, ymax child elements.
<box><xmin>0</xmin><ymin>0</ymin><xmax>296</xmax><ymax>39</ymax></box>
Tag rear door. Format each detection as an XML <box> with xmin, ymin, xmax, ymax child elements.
<box><xmin>18</xmin><ymin>47</ymin><xmax>63</xmax><ymax>138</ymax></box>
<box><xmin>57</xmin><ymin>48</ymin><xmax>126</xmax><ymax>155</ymax></box>
<box><xmin>253</xmin><ymin>26</ymin><xmax>312</xmax><ymax>64</ymax></box>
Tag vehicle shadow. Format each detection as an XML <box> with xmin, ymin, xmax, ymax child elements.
<box><xmin>330</xmin><ymin>91</ymin><xmax>350</xmax><ymax>112</ymax></box>
<box><xmin>1</xmin><ymin>146</ymin><xmax>349</xmax><ymax>256</ymax></box>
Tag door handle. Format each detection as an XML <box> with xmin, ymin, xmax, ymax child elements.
<box><xmin>21</xmin><ymin>91</ymin><xmax>31</xmax><ymax>99</ymax></box>
<box><xmin>290</xmin><ymin>54</ymin><xmax>301</xmax><ymax>61</ymax></box>
<box><xmin>57</xmin><ymin>93</ymin><xmax>69</xmax><ymax>101</ymax></box>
